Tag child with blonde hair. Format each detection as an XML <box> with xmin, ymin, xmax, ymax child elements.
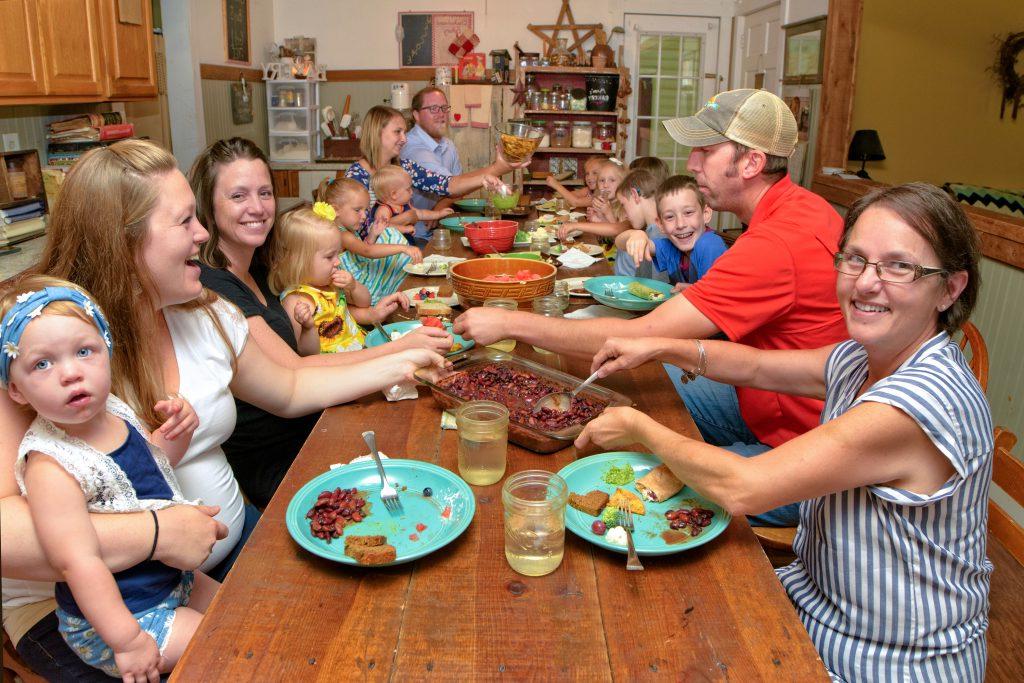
<box><xmin>545</xmin><ymin>156</ymin><xmax>606</xmax><ymax>208</ymax></box>
<box><xmin>1</xmin><ymin>276</ymin><xmax>215</xmax><ymax>680</ymax></box>
<box><xmin>367</xmin><ymin>166</ymin><xmax>454</xmax><ymax>244</ymax></box>
<box><xmin>614</xmin><ymin>175</ymin><xmax>726</xmax><ymax>291</ymax></box>
<box><xmin>556</xmin><ymin>158</ymin><xmax>631</xmax><ymax>249</ymax></box>
<box><xmin>268</xmin><ymin>203</ymin><xmax>451</xmax><ymax>357</ymax></box>
<box><xmin>314</xmin><ymin>178</ymin><xmax>419</xmax><ymax>304</ymax></box>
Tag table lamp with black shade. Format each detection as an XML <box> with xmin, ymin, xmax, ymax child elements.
<box><xmin>847</xmin><ymin>129</ymin><xmax>886</xmax><ymax>179</ymax></box>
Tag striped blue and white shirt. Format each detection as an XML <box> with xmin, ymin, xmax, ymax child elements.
<box><xmin>777</xmin><ymin>333</ymin><xmax>993</xmax><ymax>682</ymax></box>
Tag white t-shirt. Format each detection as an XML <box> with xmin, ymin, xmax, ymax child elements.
<box><xmin>165</xmin><ymin>298</ymin><xmax>249</xmax><ymax>569</ymax></box>
<box><xmin>2</xmin><ymin>298</ymin><xmax>250</xmax><ymax>623</ymax></box>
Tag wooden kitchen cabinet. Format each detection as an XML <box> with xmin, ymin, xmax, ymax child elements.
<box><xmin>98</xmin><ymin>0</ymin><xmax>156</xmax><ymax>99</ymax></box>
<box><xmin>0</xmin><ymin>0</ymin><xmax>47</xmax><ymax>97</ymax></box>
<box><xmin>38</xmin><ymin>0</ymin><xmax>107</xmax><ymax>97</ymax></box>
<box><xmin>0</xmin><ymin>0</ymin><xmax>156</xmax><ymax>103</ymax></box>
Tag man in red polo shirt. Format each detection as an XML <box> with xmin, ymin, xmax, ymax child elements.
<box><xmin>454</xmin><ymin>89</ymin><xmax>847</xmax><ymax>524</ymax></box>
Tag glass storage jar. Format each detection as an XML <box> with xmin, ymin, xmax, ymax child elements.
<box><xmin>549</xmin><ymin>38</ymin><xmax>573</xmax><ymax>66</ymax></box>
<box><xmin>556</xmin><ymin>89</ymin><xmax>571</xmax><ymax>111</ymax></box>
<box><xmin>572</xmin><ymin>121</ymin><xmax>593</xmax><ymax>148</ymax></box>
<box><xmin>530</xmin><ymin>120</ymin><xmax>550</xmax><ymax>147</ymax></box>
<box><xmin>550</xmin><ymin>120</ymin><xmax>571</xmax><ymax>148</ymax></box>
<box><xmin>593</xmin><ymin>121</ymin><xmax>615</xmax><ymax>149</ymax></box>
<box><xmin>570</xmin><ymin>88</ymin><xmax>588</xmax><ymax>111</ymax></box>
<box><xmin>540</xmin><ymin>89</ymin><xmax>553</xmax><ymax>111</ymax></box>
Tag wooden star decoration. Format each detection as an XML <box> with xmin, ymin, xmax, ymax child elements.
<box><xmin>527</xmin><ymin>0</ymin><xmax>603</xmax><ymax>62</ymax></box>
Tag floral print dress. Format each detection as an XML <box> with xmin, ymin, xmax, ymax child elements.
<box><xmin>341</xmin><ymin>160</ymin><xmax>451</xmax><ymax>303</ymax></box>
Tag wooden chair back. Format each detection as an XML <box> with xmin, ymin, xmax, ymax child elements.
<box><xmin>2</xmin><ymin>630</ymin><xmax>46</xmax><ymax>683</ymax></box>
<box><xmin>957</xmin><ymin>321</ymin><xmax>989</xmax><ymax>392</ymax></box>
<box><xmin>990</xmin><ymin>426</ymin><xmax>1023</xmax><ymax>566</ymax></box>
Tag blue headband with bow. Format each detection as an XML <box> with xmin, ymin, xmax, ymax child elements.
<box><xmin>0</xmin><ymin>286</ymin><xmax>113</xmax><ymax>387</ymax></box>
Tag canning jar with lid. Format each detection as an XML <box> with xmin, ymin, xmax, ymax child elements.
<box><xmin>572</xmin><ymin>121</ymin><xmax>593</xmax><ymax>148</ymax></box>
<box><xmin>550</xmin><ymin>120</ymin><xmax>571</xmax><ymax>148</ymax></box>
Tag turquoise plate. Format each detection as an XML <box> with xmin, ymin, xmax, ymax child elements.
<box><xmin>454</xmin><ymin>198</ymin><xmax>488</xmax><ymax>212</ymax></box>
<box><xmin>439</xmin><ymin>215</ymin><xmax>489</xmax><ymax>233</ymax></box>
<box><xmin>557</xmin><ymin>452</ymin><xmax>730</xmax><ymax>556</ymax></box>
<box><xmin>285</xmin><ymin>460</ymin><xmax>476</xmax><ymax>566</ymax></box>
<box><xmin>584</xmin><ymin>276</ymin><xmax>674</xmax><ymax>312</ymax></box>
<box><xmin>363</xmin><ymin>321</ymin><xmax>474</xmax><ymax>356</ymax></box>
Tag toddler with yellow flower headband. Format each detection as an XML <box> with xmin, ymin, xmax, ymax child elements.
<box><xmin>0</xmin><ymin>275</ymin><xmax>214</xmax><ymax>680</ymax></box>
<box><xmin>267</xmin><ymin>203</ymin><xmax>414</xmax><ymax>355</ymax></box>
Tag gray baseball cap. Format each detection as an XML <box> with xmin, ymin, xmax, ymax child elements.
<box><xmin>662</xmin><ymin>89</ymin><xmax>798</xmax><ymax>157</ymax></box>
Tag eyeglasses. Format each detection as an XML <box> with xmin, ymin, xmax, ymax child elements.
<box><xmin>418</xmin><ymin>105</ymin><xmax>451</xmax><ymax>115</ymax></box>
<box><xmin>833</xmin><ymin>251</ymin><xmax>946</xmax><ymax>283</ymax></box>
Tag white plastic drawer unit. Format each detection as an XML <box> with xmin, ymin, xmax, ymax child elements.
<box><xmin>269</xmin><ymin>133</ymin><xmax>317</xmax><ymax>162</ymax></box>
<box><xmin>269</xmin><ymin>108</ymin><xmax>315</xmax><ymax>134</ymax></box>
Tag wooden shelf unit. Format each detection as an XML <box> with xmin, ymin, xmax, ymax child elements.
<box><xmin>517</xmin><ymin>64</ymin><xmax>629</xmax><ymax>199</ymax></box>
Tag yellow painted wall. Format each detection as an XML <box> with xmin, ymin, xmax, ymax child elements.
<box><xmin>851</xmin><ymin>1</ymin><xmax>1024</xmax><ymax>188</ymax></box>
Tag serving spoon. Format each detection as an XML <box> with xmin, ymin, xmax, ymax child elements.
<box><xmin>531</xmin><ymin>369</ymin><xmax>602</xmax><ymax>414</ymax></box>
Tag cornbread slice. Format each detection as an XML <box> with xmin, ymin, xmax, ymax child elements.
<box><xmin>417</xmin><ymin>300</ymin><xmax>453</xmax><ymax>318</ymax></box>
<box><xmin>609</xmin><ymin>487</ymin><xmax>645</xmax><ymax>516</ymax></box>
<box><xmin>344</xmin><ymin>535</ymin><xmax>387</xmax><ymax>551</ymax></box>
<box><xmin>568</xmin><ymin>490</ymin><xmax>609</xmax><ymax>517</ymax></box>
<box><xmin>344</xmin><ymin>535</ymin><xmax>396</xmax><ymax>565</ymax></box>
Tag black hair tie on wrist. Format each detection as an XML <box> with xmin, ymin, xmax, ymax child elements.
<box><xmin>146</xmin><ymin>509</ymin><xmax>159</xmax><ymax>562</ymax></box>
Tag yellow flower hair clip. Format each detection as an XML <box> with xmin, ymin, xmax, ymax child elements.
<box><xmin>312</xmin><ymin>201</ymin><xmax>337</xmax><ymax>222</ymax></box>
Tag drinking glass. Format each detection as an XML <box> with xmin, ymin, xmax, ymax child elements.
<box><xmin>482</xmin><ymin>298</ymin><xmax>518</xmax><ymax>352</ymax></box>
<box><xmin>431</xmin><ymin>228</ymin><xmax>452</xmax><ymax>253</ymax></box>
<box><xmin>455</xmin><ymin>401</ymin><xmax>509</xmax><ymax>486</ymax></box>
<box><xmin>531</xmin><ymin>296</ymin><xmax>565</xmax><ymax>354</ymax></box>
<box><xmin>502</xmin><ymin>470</ymin><xmax>569</xmax><ymax>576</ymax></box>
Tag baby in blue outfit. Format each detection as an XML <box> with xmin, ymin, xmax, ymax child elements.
<box><xmin>1</xmin><ymin>276</ymin><xmax>218</xmax><ymax>680</ymax></box>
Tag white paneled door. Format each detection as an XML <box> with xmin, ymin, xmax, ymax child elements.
<box><xmin>736</xmin><ymin>2</ymin><xmax>783</xmax><ymax>94</ymax></box>
<box><xmin>624</xmin><ymin>14</ymin><xmax>720</xmax><ymax>174</ymax></box>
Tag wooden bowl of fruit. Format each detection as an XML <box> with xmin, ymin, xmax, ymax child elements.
<box><xmin>449</xmin><ymin>258</ymin><xmax>556</xmax><ymax>307</ymax></box>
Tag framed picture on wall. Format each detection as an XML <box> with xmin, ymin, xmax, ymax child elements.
<box><xmin>782</xmin><ymin>17</ymin><xmax>826</xmax><ymax>85</ymax></box>
<box><xmin>223</xmin><ymin>0</ymin><xmax>251</xmax><ymax>65</ymax></box>
<box><xmin>398</xmin><ymin>12</ymin><xmax>474</xmax><ymax>67</ymax></box>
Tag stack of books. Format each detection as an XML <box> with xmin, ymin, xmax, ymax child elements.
<box><xmin>47</xmin><ymin>113</ymin><xmax>135</xmax><ymax>167</ymax></box>
<box><xmin>0</xmin><ymin>199</ymin><xmax>47</xmax><ymax>248</ymax></box>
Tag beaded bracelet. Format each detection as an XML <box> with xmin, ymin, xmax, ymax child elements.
<box><xmin>679</xmin><ymin>339</ymin><xmax>707</xmax><ymax>383</ymax></box>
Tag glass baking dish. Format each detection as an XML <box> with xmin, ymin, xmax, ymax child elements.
<box><xmin>414</xmin><ymin>347</ymin><xmax>633</xmax><ymax>453</ymax></box>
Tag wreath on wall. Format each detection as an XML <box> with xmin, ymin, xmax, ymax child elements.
<box><xmin>992</xmin><ymin>32</ymin><xmax>1023</xmax><ymax>120</ymax></box>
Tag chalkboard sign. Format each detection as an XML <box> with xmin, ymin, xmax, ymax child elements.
<box><xmin>398</xmin><ymin>12</ymin><xmax>473</xmax><ymax>67</ymax></box>
<box><xmin>223</xmin><ymin>0</ymin><xmax>250</xmax><ymax>64</ymax></box>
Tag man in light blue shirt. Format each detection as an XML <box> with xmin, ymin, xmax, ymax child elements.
<box><xmin>400</xmin><ymin>87</ymin><xmax>463</xmax><ymax>242</ymax></box>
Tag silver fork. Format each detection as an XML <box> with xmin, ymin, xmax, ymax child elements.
<box><xmin>362</xmin><ymin>431</ymin><xmax>401</xmax><ymax>513</ymax></box>
<box><xmin>618</xmin><ymin>503</ymin><xmax>644</xmax><ymax>571</ymax></box>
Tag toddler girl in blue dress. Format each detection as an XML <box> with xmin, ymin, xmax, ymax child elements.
<box><xmin>1</xmin><ymin>276</ymin><xmax>217</xmax><ymax>680</ymax></box>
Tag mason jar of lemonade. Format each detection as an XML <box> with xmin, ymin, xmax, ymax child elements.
<box><xmin>482</xmin><ymin>298</ymin><xmax>518</xmax><ymax>352</ymax></box>
<box><xmin>454</xmin><ymin>401</ymin><xmax>509</xmax><ymax>486</ymax></box>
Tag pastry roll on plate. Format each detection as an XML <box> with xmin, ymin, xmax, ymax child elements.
<box><xmin>635</xmin><ymin>464</ymin><xmax>684</xmax><ymax>502</ymax></box>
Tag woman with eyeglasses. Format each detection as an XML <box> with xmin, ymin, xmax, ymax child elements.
<box><xmin>340</xmin><ymin>105</ymin><xmax>529</xmax><ymax>302</ymax></box>
<box><xmin>576</xmin><ymin>183</ymin><xmax>992</xmax><ymax>681</ymax></box>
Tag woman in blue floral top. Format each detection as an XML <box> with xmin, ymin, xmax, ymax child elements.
<box><xmin>342</xmin><ymin>106</ymin><xmax>528</xmax><ymax>302</ymax></box>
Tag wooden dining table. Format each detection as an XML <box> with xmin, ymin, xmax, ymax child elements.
<box><xmin>172</xmin><ymin>217</ymin><xmax>826</xmax><ymax>680</ymax></box>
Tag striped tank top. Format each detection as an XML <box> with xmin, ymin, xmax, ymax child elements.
<box><xmin>777</xmin><ymin>333</ymin><xmax>993</xmax><ymax>682</ymax></box>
